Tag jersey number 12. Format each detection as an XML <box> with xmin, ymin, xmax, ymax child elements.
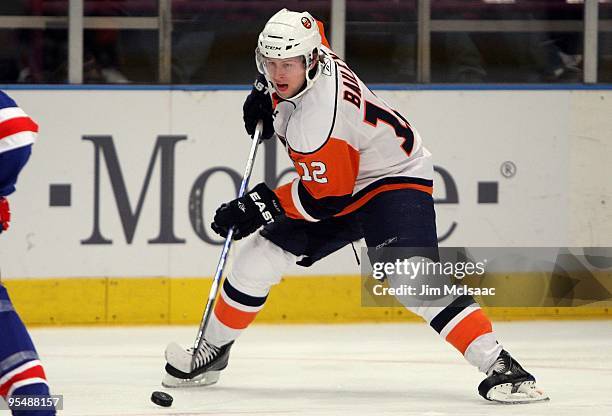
<box><xmin>298</xmin><ymin>161</ymin><xmax>328</xmax><ymax>183</ymax></box>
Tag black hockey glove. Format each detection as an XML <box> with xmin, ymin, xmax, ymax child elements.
<box><xmin>243</xmin><ymin>74</ymin><xmax>275</xmax><ymax>141</ymax></box>
<box><xmin>211</xmin><ymin>183</ymin><xmax>284</xmax><ymax>240</ymax></box>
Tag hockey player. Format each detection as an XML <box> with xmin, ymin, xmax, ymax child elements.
<box><xmin>164</xmin><ymin>9</ymin><xmax>548</xmax><ymax>403</ymax></box>
<box><xmin>0</xmin><ymin>91</ymin><xmax>56</xmax><ymax>415</ymax></box>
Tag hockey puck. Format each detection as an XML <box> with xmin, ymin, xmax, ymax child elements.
<box><xmin>151</xmin><ymin>391</ymin><xmax>173</xmax><ymax>407</ymax></box>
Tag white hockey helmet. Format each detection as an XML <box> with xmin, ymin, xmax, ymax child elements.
<box><xmin>256</xmin><ymin>9</ymin><xmax>323</xmax><ymax>99</ymax></box>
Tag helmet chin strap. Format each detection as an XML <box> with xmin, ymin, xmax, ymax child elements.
<box><xmin>290</xmin><ymin>81</ymin><xmax>308</xmax><ymax>99</ymax></box>
<box><xmin>269</xmin><ymin>81</ymin><xmax>306</xmax><ymax>102</ymax></box>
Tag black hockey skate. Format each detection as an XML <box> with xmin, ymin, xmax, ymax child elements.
<box><xmin>162</xmin><ymin>340</ymin><xmax>234</xmax><ymax>388</ymax></box>
<box><xmin>478</xmin><ymin>349</ymin><xmax>549</xmax><ymax>403</ymax></box>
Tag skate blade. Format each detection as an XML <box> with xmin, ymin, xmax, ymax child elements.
<box><xmin>486</xmin><ymin>381</ymin><xmax>550</xmax><ymax>404</ymax></box>
<box><xmin>161</xmin><ymin>370</ymin><xmax>220</xmax><ymax>388</ymax></box>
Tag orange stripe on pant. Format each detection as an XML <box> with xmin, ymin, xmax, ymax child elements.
<box><xmin>214</xmin><ymin>296</ymin><xmax>259</xmax><ymax>330</ymax></box>
<box><xmin>445</xmin><ymin>309</ymin><xmax>493</xmax><ymax>355</ymax></box>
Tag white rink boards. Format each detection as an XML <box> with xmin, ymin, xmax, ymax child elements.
<box><xmin>26</xmin><ymin>321</ymin><xmax>612</xmax><ymax>416</ymax></box>
<box><xmin>4</xmin><ymin>90</ymin><xmax>612</xmax><ymax>280</ymax></box>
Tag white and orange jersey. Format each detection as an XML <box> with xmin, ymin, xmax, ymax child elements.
<box><xmin>272</xmin><ymin>45</ymin><xmax>433</xmax><ymax>222</ymax></box>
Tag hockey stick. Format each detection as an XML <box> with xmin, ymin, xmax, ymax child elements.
<box><xmin>190</xmin><ymin>120</ymin><xmax>264</xmax><ymax>370</ymax></box>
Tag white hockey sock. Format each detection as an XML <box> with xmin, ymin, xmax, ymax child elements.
<box><xmin>204</xmin><ymin>234</ymin><xmax>296</xmax><ymax>347</ymax></box>
<box><xmin>464</xmin><ymin>332</ymin><xmax>503</xmax><ymax>373</ymax></box>
<box><xmin>205</xmin><ymin>275</ymin><xmax>268</xmax><ymax>347</ymax></box>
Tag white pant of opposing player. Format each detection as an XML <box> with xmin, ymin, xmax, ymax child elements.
<box><xmin>205</xmin><ymin>233</ymin><xmax>501</xmax><ymax>374</ymax></box>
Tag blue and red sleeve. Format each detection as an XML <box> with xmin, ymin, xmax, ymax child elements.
<box><xmin>0</xmin><ymin>145</ymin><xmax>32</xmax><ymax>197</ymax></box>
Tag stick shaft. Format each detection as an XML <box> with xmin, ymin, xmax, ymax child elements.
<box><xmin>191</xmin><ymin>121</ymin><xmax>264</xmax><ymax>365</ymax></box>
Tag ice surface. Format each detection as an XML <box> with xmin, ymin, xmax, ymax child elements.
<box><xmin>24</xmin><ymin>321</ymin><xmax>612</xmax><ymax>415</ymax></box>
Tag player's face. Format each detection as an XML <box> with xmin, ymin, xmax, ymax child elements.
<box><xmin>263</xmin><ymin>57</ymin><xmax>306</xmax><ymax>99</ymax></box>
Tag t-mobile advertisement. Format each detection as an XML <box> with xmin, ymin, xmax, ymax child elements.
<box><xmin>1</xmin><ymin>89</ymin><xmax>610</xmax><ymax>278</ymax></box>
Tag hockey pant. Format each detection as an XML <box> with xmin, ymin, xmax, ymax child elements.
<box><xmin>0</xmin><ymin>285</ymin><xmax>55</xmax><ymax>415</ymax></box>
<box><xmin>205</xmin><ymin>189</ymin><xmax>501</xmax><ymax>373</ymax></box>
